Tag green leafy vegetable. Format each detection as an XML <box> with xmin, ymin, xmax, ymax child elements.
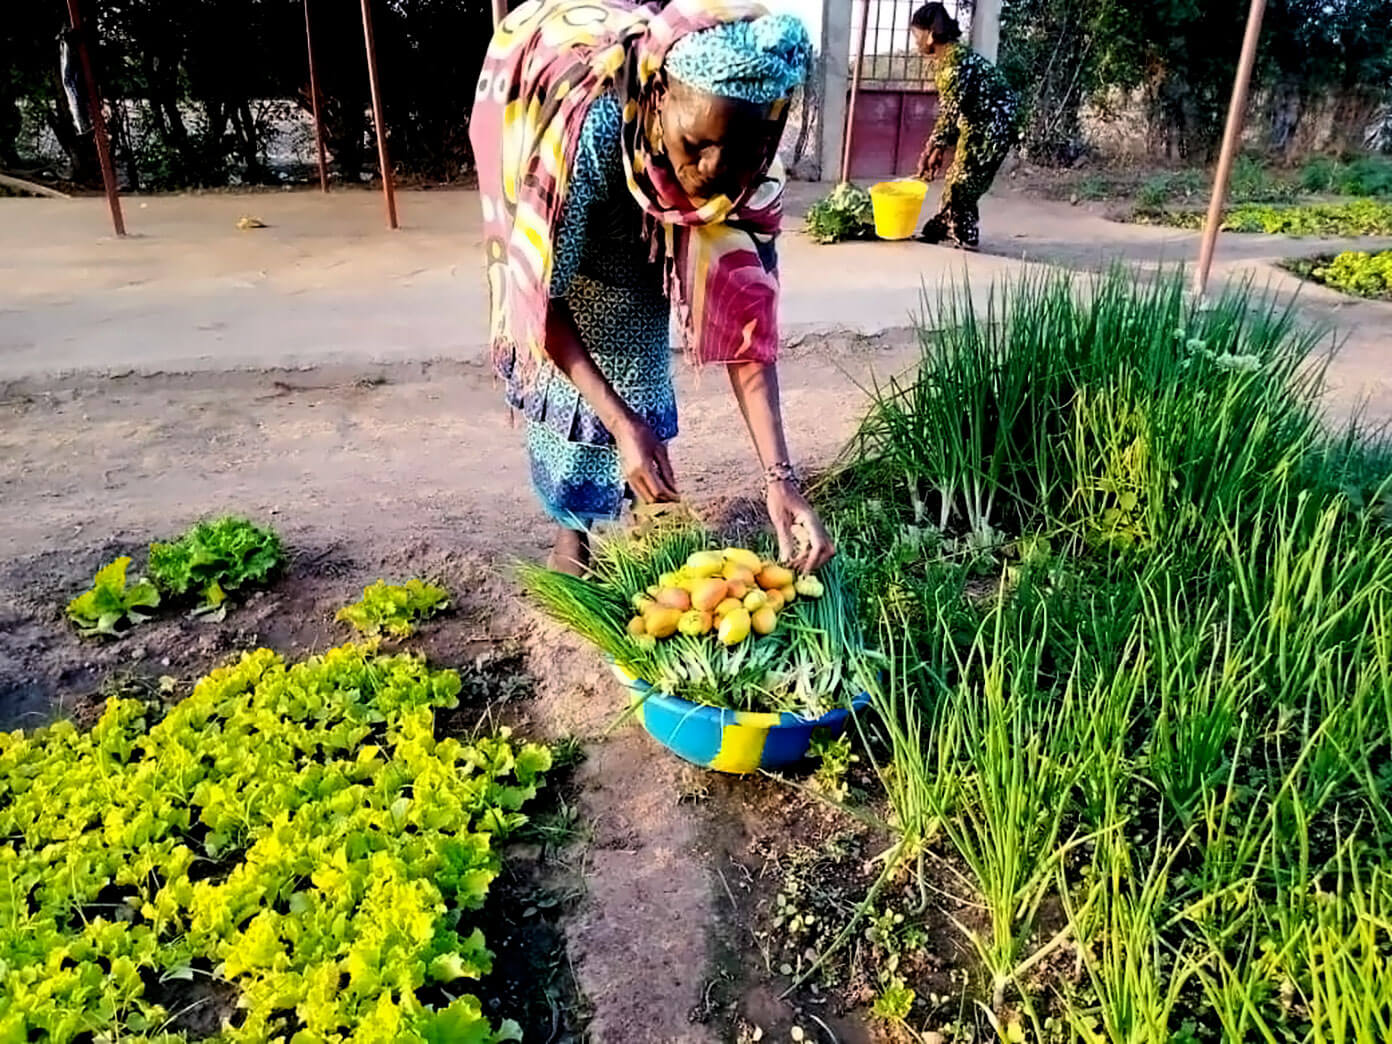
<box><xmin>870</xmin><ymin>976</ymin><xmax>916</xmax><ymax>1021</ymax></box>
<box><xmin>0</xmin><ymin>642</ymin><xmax>547</xmax><ymax>1042</ymax></box>
<box><xmin>337</xmin><ymin>579</ymin><xmax>451</xmax><ymax>637</ymax></box>
<box><xmin>1287</xmin><ymin>248</ymin><xmax>1392</xmax><ymax>300</ymax></box>
<box><xmin>805</xmin><ymin>182</ymin><xmax>875</xmax><ymax>244</ymax></box>
<box><xmin>1134</xmin><ymin>197</ymin><xmax>1392</xmax><ymax>236</ymax></box>
<box><xmin>148</xmin><ymin>516</ymin><xmax>284</xmax><ymax>610</ymax></box>
<box><xmin>66</xmin><ymin>556</ymin><xmax>160</xmax><ymax>636</ymax></box>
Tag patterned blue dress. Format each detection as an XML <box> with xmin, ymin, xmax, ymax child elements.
<box><xmin>506</xmin><ymin>93</ymin><xmax>676</xmax><ymax>529</ymax></box>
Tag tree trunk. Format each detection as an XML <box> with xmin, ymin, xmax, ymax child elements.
<box><xmin>107</xmin><ymin>100</ymin><xmax>141</xmax><ymax>193</ymax></box>
<box><xmin>1268</xmin><ymin>81</ymin><xmax>1301</xmax><ymax>156</ymax></box>
<box><xmin>231</xmin><ymin>101</ymin><xmax>268</xmax><ymax>182</ymax></box>
<box><xmin>0</xmin><ymin>100</ymin><xmax>21</xmax><ymax>168</ymax></box>
<box><xmin>45</xmin><ymin>69</ymin><xmax>96</xmax><ymax>184</ymax></box>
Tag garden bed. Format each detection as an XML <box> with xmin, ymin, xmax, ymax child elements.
<box><xmin>5</xmin><ymin>266</ymin><xmax>1392</xmax><ymax>1042</ymax></box>
<box><xmin>800</xmin><ymin>268</ymin><xmax>1392</xmax><ymax>1039</ymax></box>
<box><xmin>0</xmin><ymin>533</ymin><xmax>591</xmax><ymax>1043</ymax></box>
<box><xmin>1129</xmin><ymin>198</ymin><xmax>1392</xmax><ymax>236</ymax></box>
<box><xmin>1033</xmin><ymin>154</ymin><xmax>1392</xmax><ymax>210</ymax></box>
<box><xmin>0</xmin><ymin>540</ymin><xmax>528</xmax><ymax>733</ymax></box>
<box><xmin>1286</xmin><ymin>249</ymin><xmax>1392</xmax><ymax>301</ymax></box>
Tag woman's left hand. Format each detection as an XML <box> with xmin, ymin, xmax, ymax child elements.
<box><xmin>766</xmin><ymin>481</ymin><xmax>835</xmax><ymax>573</ymax></box>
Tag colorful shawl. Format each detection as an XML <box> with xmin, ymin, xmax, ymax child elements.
<box><xmin>469</xmin><ymin>0</ymin><xmax>793</xmax><ymax>391</ymax></box>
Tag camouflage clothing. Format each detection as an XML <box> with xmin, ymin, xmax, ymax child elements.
<box><xmin>918</xmin><ymin>43</ymin><xmax>1018</xmax><ymax>248</ymax></box>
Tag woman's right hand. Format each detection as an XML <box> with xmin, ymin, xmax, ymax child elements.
<box><xmin>917</xmin><ymin>146</ymin><xmax>945</xmax><ymax>181</ymax></box>
<box><xmin>614</xmin><ymin>415</ymin><xmax>679</xmax><ymax>503</ymax></box>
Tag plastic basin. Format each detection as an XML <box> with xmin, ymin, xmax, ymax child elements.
<box><xmin>609</xmin><ymin>662</ymin><xmax>871</xmax><ymax>774</ymax></box>
<box><xmin>869</xmin><ymin>179</ymin><xmax>928</xmax><ymax>240</ymax></box>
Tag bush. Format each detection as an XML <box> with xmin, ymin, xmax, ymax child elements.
<box><xmin>1227</xmin><ymin>154</ymin><xmax>1299</xmax><ymax>203</ymax></box>
<box><xmin>1338</xmin><ymin>155</ymin><xmax>1392</xmax><ymax>197</ymax></box>
<box><xmin>1300</xmin><ymin>154</ymin><xmax>1392</xmax><ymax>198</ymax></box>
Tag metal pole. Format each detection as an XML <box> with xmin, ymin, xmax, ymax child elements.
<box><xmin>839</xmin><ymin>0</ymin><xmax>871</xmax><ymax>183</ymax></box>
<box><xmin>360</xmin><ymin>0</ymin><xmax>398</xmax><ymax>229</ymax></box>
<box><xmin>1194</xmin><ymin>0</ymin><xmax>1267</xmax><ymax>298</ymax></box>
<box><xmin>303</xmin><ymin>0</ymin><xmax>330</xmax><ymax>193</ymax></box>
<box><xmin>492</xmin><ymin>0</ymin><xmax>508</xmax><ymax>29</ymax></box>
<box><xmin>64</xmin><ymin>0</ymin><xmax>125</xmax><ymax>236</ymax></box>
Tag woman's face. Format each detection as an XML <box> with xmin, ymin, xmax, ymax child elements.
<box><xmin>657</xmin><ymin>78</ymin><xmax>776</xmax><ymax>201</ymax></box>
<box><xmin>911</xmin><ymin>26</ymin><xmax>938</xmax><ymax>57</ymax></box>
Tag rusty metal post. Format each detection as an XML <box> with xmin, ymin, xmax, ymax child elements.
<box><xmin>492</xmin><ymin>0</ymin><xmax>508</xmax><ymax>29</ymax></box>
<box><xmin>303</xmin><ymin>0</ymin><xmax>330</xmax><ymax>192</ymax></box>
<box><xmin>64</xmin><ymin>0</ymin><xmax>125</xmax><ymax>236</ymax></box>
<box><xmin>839</xmin><ymin>0</ymin><xmax>872</xmax><ymax>183</ymax></box>
<box><xmin>1194</xmin><ymin>0</ymin><xmax>1267</xmax><ymax>298</ymax></box>
<box><xmin>360</xmin><ymin>0</ymin><xmax>399</xmax><ymax>229</ymax></box>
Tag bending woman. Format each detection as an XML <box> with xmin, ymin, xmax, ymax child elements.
<box><xmin>911</xmin><ymin>2</ymin><xmax>1018</xmax><ymax>249</ymax></box>
<box><xmin>471</xmin><ymin>0</ymin><xmax>833</xmax><ymax>575</ymax></box>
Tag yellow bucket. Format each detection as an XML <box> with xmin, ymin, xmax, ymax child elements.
<box><xmin>869</xmin><ymin>179</ymin><xmax>928</xmax><ymax>240</ymax></box>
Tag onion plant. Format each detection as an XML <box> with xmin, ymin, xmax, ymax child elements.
<box><xmin>828</xmin><ymin>267</ymin><xmax>1392</xmax><ymax>1039</ymax></box>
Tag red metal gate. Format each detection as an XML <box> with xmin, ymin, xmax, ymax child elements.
<box><xmin>846</xmin><ymin>0</ymin><xmax>958</xmax><ymax>179</ymax></box>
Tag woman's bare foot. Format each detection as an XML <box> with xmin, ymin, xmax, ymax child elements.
<box><xmin>548</xmin><ymin>526</ymin><xmax>591</xmax><ymax>576</ymax></box>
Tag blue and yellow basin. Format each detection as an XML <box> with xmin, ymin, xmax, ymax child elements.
<box><xmin>609</xmin><ymin>662</ymin><xmax>871</xmax><ymax>775</ymax></box>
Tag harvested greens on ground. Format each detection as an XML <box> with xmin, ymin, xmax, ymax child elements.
<box><xmin>521</xmin><ymin>525</ymin><xmax>869</xmax><ymax>716</ymax></box>
<box><xmin>805</xmin><ymin>182</ymin><xmax>875</xmax><ymax>244</ymax></box>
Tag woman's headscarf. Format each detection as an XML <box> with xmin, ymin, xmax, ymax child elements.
<box><xmin>469</xmin><ymin>0</ymin><xmax>812</xmax><ymax>392</ymax></box>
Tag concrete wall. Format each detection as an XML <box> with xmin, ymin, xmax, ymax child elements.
<box><xmin>968</xmin><ymin>0</ymin><xmax>1000</xmax><ymax>62</ymax></box>
<box><xmin>817</xmin><ymin>0</ymin><xmax>852</xmax><ymax>181</ymax></box>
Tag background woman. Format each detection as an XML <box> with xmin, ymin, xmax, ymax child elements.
<box><xmin>470</xmin><ymin>0</ymin><xmax>833</xmax><ymax>576</ymax></box>
<box><xmin>911</xmin><ymin>2</ymin><xmax>1019</xmax><ymax>249</ymax></box>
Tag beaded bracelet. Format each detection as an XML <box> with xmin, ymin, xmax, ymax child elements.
<box><xmin>764</xmin><ymin>461</ymin><xmax>799</xmax><ymax>486</ymax></box>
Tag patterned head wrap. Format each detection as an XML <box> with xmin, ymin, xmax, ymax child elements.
<box><xmin>470</xmin><ymin>0</ymin><xmax>806</xmax><ymax>396</ymax></box>
<box><xmin>665</xmin><ymin>15</ymin><xmax>811</xmax><ymax>104</ymax></box>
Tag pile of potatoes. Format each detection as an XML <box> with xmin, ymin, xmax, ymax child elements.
<box><xmin>629</xmin><ymin>547</ymin><xmax>825</xmax><ymax>646</ymax></box>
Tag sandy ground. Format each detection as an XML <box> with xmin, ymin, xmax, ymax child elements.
<box><xmin>3</xmin><ymin>184</ymin><xmax>1391</xmax><ymax>1042</ymax></box>
<box><xmin>6</xmin><ymin>183</ymin><xmax>1389</xmax><ymax>409</ymax></box>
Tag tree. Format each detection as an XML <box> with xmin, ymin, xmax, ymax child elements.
<box><xmin>1259</xmin><ymin>0</ymin><xmax>1392</xmax><ymax>155</ymax></box>
<box><xmin>0</xmin><ymin>0</ymin><xmax>495</xmax><ymax>188</ymax></box>
<box><xmin>1000</xmin><ymin>0</ymin><xmax>1118</xmax><ymax>163</ymax></box>
<box><xmin>1000</xmin><ymin>0</ymin><xmax>1392</xmax><ymax>164</ymax></box>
